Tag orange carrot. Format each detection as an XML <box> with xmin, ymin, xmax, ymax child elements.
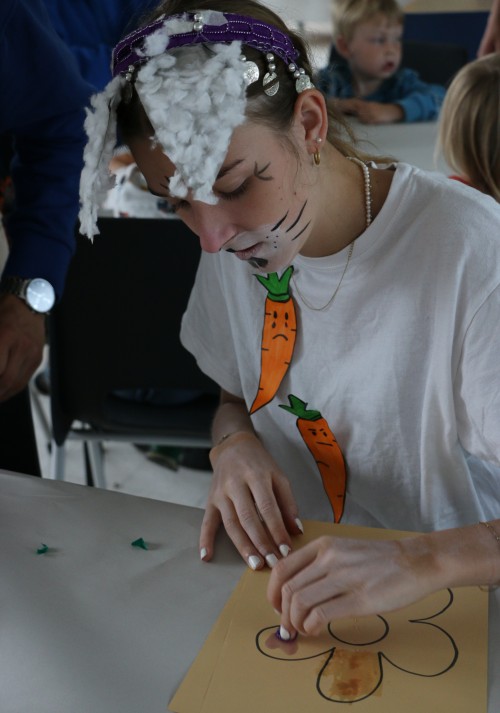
<box><xmin>280</xmin><ymin>394</ymin><xmax>346</xmax><ymax>523</ymax></box>
<box><xmin>249</xmin><ymin>267</ymin><xmax>297</xmax><ymax>414</ymax></box>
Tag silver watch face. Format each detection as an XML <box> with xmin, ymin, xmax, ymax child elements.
<box><xmin>26</xmin><ymin>278</ymin><xmax>56</xmax><ymax>313</ymax></box>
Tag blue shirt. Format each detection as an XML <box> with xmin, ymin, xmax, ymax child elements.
<box><xmin>0</xmin><ymin>0</ymin><xmax>93</xmax><ymax>298</ymax></box>
<box><xmin>316</xmin><ymin>52</ymin><xmax>446</xmax><ymax>123</ymax></box>
<box><xmin>42</xmin><ymin>0</ymin><xmax>157</xmax><ymax>91</ymax></box>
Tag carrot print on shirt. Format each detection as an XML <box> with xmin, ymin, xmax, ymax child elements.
<box><xmin>249</xmin><ymin>266</ymin><xmax>297</xmax><ymax>414</ymax></box>
<box><xmin>280</xmin><ymin>394</ymin><xmax>347</xmax><ymax>523</ymax></box>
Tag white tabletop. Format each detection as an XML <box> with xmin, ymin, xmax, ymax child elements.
<box><xmin>1</xmin><ymin>471</ymin><xmax>498</xmax><ymax>712</ymax></box>
<box><xmin>0</xmin><ymin>472</ymin><xmax>243</xmax><ymax>713</ymax></box>
<box><xmin>351</xmin><ymin>120</ymin><xmax>451</xmax><ymax>174</ymax></box>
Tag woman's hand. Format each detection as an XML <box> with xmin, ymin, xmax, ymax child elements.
<box><xmin>267</xmin><ymin>534</ymin><xmax>444</xmax><ymax>639</ymax></box>
<box><xmin>199</xmin><ymin>431</ymin><xmax>303</xmax><ymax>569</ymax></box>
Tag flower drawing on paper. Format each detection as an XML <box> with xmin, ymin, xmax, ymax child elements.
<box><xmin>255</xmin><ymin>589</ymin><xmax>458</xmax><ymax>703</ymax></box>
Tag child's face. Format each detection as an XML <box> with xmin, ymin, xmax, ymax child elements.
<box><xmin>342</xmin><ymin>14</ymin><xmax>403</xmax><ymax>82</ymax></box>
<box><xmin>129</xmin><ymin>120</ymin><xmax>320</xmax><ymax>274</ymax></box>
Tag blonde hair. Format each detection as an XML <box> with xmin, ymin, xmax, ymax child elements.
<box><xmin>437</xmin><ymin>54</ymin><xmax>500</xmax><ymax>202</ymax></box>
<box><xmin>332</xmin><ymin>0</ymin><xmax>404</xmax><ymax>43</ymax></box>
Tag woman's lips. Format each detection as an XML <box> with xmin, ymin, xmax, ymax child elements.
<box><xmin>233</xmin><ymin>243</ymin><xmax>262</xmax><ymax>261</ymax></box>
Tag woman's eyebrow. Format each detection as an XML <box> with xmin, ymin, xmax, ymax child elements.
<box><xmin>216</xmin><ymin>158</ymin><xmax>244</xmax><ymax>179</ymax></box>
<box><xmin>147</xmin><ymin>162</ymin><xmax>243</xmax><ymax>196</ymax></box>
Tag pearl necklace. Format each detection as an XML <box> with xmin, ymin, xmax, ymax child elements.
<box><xmin>293</xmin><ymin>156</ymin><xmax>372</xmax><ymax>312</ymax></box>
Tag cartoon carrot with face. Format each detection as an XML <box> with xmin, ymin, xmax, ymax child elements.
<box><xmin>280</xmin><ymin>394</ymin><xmax>346</xmax><ymax>523</ymax></box>
<box><xmin>249</xmin><ymin>267</ymin><xmax>297</xmax><ymax>414</ymax></box>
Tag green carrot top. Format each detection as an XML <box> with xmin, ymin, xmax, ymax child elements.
<box><xmin>254</xmin><ymin>265</ymin><xmax>294</xmax><ymax>303</ymax></box>
<box><xmin>279</xmin><ymin>394</ymin><xmax>322</xmax><ymax>421</ymax></box>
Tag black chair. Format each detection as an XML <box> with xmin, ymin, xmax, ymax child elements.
<box><xmin>48</xmin><ymin>217</ymin><xmax>219</xmax><ymax>486</ymax></box>
<box><xmin>401</xmin><ymin>39</ymin><xmax>468</xmax><ymax>87</ymax></box>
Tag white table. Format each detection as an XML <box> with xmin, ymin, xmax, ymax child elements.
<box><xmin>0</xmin><ymin>472</ymin><xmax>243</xmax><ymax>713</ymax></box>
<box><xmin>1</xmin><ymin>472</ymin><xmax>498</xmax><ymax>712</ymax></box>
<box><xmin>351</xmin><ymin>120</ymin><xmax>451</xmax><ymax>174</ymax></box>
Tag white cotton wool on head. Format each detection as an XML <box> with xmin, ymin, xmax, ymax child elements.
<box><xmin>134</xmin><ymin>41</ymin><xmax>248</xmax><ymax>204</ymax></box>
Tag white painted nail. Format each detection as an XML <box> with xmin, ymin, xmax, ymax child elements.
<box><xmin>273</xmin><ymin>608</ymin><xmax>281</xmax><ymax>615</ymax></box>
<box><xmin>279</xmin><ymin>544</ymin><xmax>291</xmax><ymax>557</ymax></box>
<box><xmin>295</xmin><ymin>518</ymin><xmax>304</xmax><ymax>533</ymax></box>
<box><xmin>265</xmin><ymin>553</ymin><xmax>278</xmax><ymax>568</ymax></box>
<box><xmin>200</xmin><ymin>547</ymin><xmax>208</xmax><ymax>560</ymax></box>
<box><xmin>248</xmin><ymin>555</ymin><xmax>261</xmax><ymax>570</ymax></box>
<box><xmin>279</xmin><ymin>626</ymin><xmax>291</xmax><ymax>641</ymax></box>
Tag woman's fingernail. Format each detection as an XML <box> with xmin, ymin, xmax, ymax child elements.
<box><xmin>265</xmin><ymin>553</ymin><xmax>278</xmax><ymax>568</ymax></box>
<box><xmin>279</xmin><ymin>544</ymin><xmax>291</xmax><ymax>557</ymax></box>
<box><xmin>273</xmin><ymin>608</ymin><xmax>281</xmax><ymax>615</ymax></box>
<box><xmin>295</xmin><ymin>518</ymin><xmax>304</xmax><ymax>533</ymax></box>
<box><xmin>248</xmin><ymin>555</ymin><xmax>262</xmax><ymax>570</ymax></box>
<box><xmin>279</xmin><ymin>626</ymin><xmax>291</xmax><ymax>641</ymax></box>
<box><xmin>200</xmin><ymin>547</ymin><xmax>208</xmax><ymax>560</ymax></box>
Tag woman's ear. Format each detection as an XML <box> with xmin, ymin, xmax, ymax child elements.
<box><xmin>292</xmin><ymin>89</ymin><xmax>328</xmax><ymax>155</ymax></box>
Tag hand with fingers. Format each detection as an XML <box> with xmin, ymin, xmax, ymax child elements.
<box><xmin>0</xmin><ymin>294</ymin><xmax>45</xmax><ymax>401</ymax></box>
<box><xmin>199</xmin><ymin>430</ymin><xmax>304</xmax><ymax>570</ymax></box>
<box><xmin>267</xmin><ymin>534</ymin><xmax>446</xmax><ymax>642</ymax></box>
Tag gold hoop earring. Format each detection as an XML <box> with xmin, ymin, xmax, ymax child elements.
<box><xmin>313</xmin><ymin>150</ymin><xmax>321</xmax><ymax>166</ymax></box>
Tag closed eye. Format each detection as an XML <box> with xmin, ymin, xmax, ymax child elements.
<box><xmin>216</xmin><ymin>179</ymin><xmax>249</xmax><ymax>201</ymax></box>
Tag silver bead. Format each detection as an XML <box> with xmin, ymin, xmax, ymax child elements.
<box><xmin>293</xmin><ymin>70</ymin><xmax>300</xmax><ymax>78</ymax></box>
<box><xmin>193</xmin><ymin>20</ymin><xmax>203</xmax><ymax>31</ymax></box>
<box><xmin>288</xmin><ymin>63</ymin><xmax>296</xmax><ymax>72</ymax></box>
<box><xmin>268</xmin><ymin>63</ymin><xmax>276</xmax><ymax>72</ymax></box>
<box><xmin>193</xmin><ymin>13</ymin><xmax>202</xmax><ymax>21</ymax></box>
<box><xmin>266</xmin><ymin>53</ymin><xmax>274</xmax><ymax>61</ymax></box>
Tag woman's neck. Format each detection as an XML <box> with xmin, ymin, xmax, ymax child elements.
<box><xmin>301</xmin><ymin>150</ymin><xmax>393</xmax><ymax>259</ymax></box>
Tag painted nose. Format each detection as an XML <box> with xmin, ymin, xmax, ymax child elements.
<box><xmin>192</xmin><ymin>206</ymin><xmax>236</xmax><ymax>253</ymax></box>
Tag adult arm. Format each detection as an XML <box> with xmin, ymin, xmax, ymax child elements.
<box><xmin>0</xmin><ymin>0</ymin><xmax>92</xmax><ymax>398</ymax></box>
<box><xmin>478</xmin><ymin>0</ymin><xmax>500</xmax><ymax>56</ymax></box>
<box><xmin>268</xmin><ymin>520</ymin><xmax>500</xmax><ymax>638</ymax></box>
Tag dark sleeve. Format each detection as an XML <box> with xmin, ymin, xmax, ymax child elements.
<box><xmin>0</xmin><ymin>0</ymin><xmax>93</xmax><ymax>299</ymax></box>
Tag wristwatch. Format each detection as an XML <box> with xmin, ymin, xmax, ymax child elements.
<box><xmin>0</xmin><ymin>276</ymin><xmax>56</xmax><ymax>314</ymax></box>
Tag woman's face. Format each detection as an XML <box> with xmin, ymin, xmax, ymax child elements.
<box><xmin>129</xmin><ymin>121</ymin><xmax>319</xmax><ymax>273</ymax></box>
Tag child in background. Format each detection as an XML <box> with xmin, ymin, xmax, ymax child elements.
<box><xmin>316</xmin><ymin>0</ymin><xmax>446</xmax><ymax>124</ymax></box>
<box><xmin>436</xmin><ymin>53</ymin><xmax>500</xmax><ymax>202</ymax></box>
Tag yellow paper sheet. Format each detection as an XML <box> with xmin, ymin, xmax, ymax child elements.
<box><xmin>170</xmin><ymin>521</ymin><xmax>488</xmax><ymax>713</ymax></box>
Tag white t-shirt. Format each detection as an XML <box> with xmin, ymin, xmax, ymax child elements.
<box><xmin>181</xmin><ymin>162</ymin><xmax>500</xmax><ymax>532</ymax></box>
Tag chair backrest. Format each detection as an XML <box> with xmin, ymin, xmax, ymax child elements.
<box><xmin>401</xmin><ymin>40</ymin><xmax>468</xmax><ymax>87</ymax></box>
<box><xmin>49</xmin><ymin>217</ymin><xmax>219</xmax><ymax>445</ymax></box>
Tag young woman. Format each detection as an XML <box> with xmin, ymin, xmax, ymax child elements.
<box><xmin>79</xmin><ymin>1</ymin><xmax>500</xmax><ymax>704</ymax></box>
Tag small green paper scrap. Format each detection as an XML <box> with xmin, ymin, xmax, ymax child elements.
<box><xmin>131</xmin><ymin>537</ymin><xmax>148</xmax><ymax>550</ymax></box>
<box><xmin>36</xmin><ymin>543</ymin><xmax>49</xmax><ymax>554</ymax></box>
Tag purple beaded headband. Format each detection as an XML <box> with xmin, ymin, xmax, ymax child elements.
<box><xmin>113</xmin><ymin>12</ymin><xmax>299</xmax><ymax>75</ymax></box>
<box><xmin>112</xmin><ymin>11</ymin><xmax>313</xmax><ymax>93</ymax></box>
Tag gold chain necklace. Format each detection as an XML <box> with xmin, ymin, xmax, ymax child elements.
<box><xmin>293</xmin><ymin>156</ymin><xmax>372</xmax><ymax>312</ymax></box>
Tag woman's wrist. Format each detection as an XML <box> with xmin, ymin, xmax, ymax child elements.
<box><xmin>418</xmin><ymin>522</ymin><xmax>500</xmax><ymax>591</ymax></box>
<box><xmin>209</xmin><ymin>430</ymin><xmax>257</xmax><ymax>467</ymax></box>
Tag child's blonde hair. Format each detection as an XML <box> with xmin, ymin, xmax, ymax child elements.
<box><xmin>437</xmin><ymin>54</ymin><xmax>500</xmax><ymax>202</ymax></box>
<box><xmin>332</xmin><ymin>0</ymin><xmax>404</xmax><ymax>43</ymax></box>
